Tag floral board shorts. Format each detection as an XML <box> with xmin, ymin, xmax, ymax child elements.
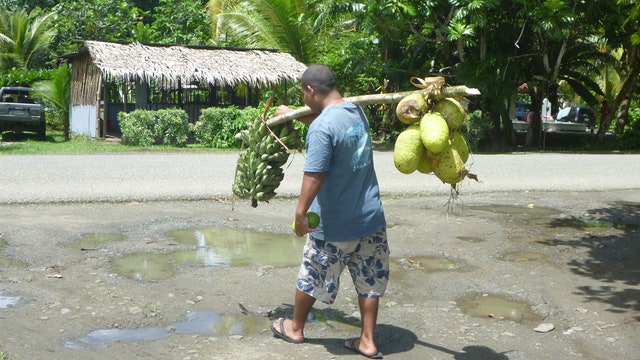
<box><xmin>296</xmin><ymin>228</ymin><xmax>389</xmax><ymax>304</ymax></box>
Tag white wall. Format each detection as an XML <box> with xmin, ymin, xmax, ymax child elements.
<box><xmin>70</xmin><ymin>105</ymin><xmax>97</xmax><ymax>137</ymax></box>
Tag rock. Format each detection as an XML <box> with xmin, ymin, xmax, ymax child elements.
<box><xmin>562</xmin><ymin>326</ymin><xmax>584</xmax><ymax>335</ymax></box>
<box><xmin>128</xmin><ymin>306</ymin><xmax>142</xmax><ymax>315</ymax></box>
<box><xmin>534</xmin><ymin>323</ymin><xmax>555</xmax><ymax>333</ymax></box>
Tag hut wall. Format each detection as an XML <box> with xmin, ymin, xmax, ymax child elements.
<box><xmin>69</xmin><ymin>53</ymin><xmax>103</xmax><ymax>136</ymax></box>
<box><xmin>70</xmin><ymin>105</ymin><xmax>97</xmax><ymax>137</ymax></box>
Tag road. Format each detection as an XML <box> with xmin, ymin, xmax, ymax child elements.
<box><xmin>1</xmin><ymin>152</ymin><xmax>639</xmax><ymax>203</ymax></box>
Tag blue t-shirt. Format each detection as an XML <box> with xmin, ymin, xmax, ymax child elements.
<box><xmin>303</xmin><ymin>101</ymin><xmax>386</xmax><ymax>241</ymax></box>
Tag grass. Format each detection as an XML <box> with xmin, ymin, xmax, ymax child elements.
<box><xmin>0</xmin><ymin>351</ymin><xmax>9</xmax><ymax>360</ymax></box>
<box><xmin>0</xmin><ymin>131</ymin><xmax>235</xmax><ymax>155</ymax></box>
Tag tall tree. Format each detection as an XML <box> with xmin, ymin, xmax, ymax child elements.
<box><xmin>51</xmin><ymin>0</ymin><xmax>144</xmax><ymax>56</ymax></box>
<box><xmin>149</xmin><ymin>0</ymin><xmax>212</xmax><ymax>45</ymax></box>
<box><xmin>0</xmin><ymin>7</ymin><xmax>56</xmax><ymax>71</ymax></box>
<box><xmin>206</xmin><ymin>0</ymin><xmax>315</xmax><ymax>63</ymax></box>
<box><xmin>31</xmin><ymin>63</ymin><xmax>70</xmax><ymax>138</ymax></box>
<box><xmin>597</xmin><ymin>0</ymin><xmax>640</xmax><ymax>138</ymax></box>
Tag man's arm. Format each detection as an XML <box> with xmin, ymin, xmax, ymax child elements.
<box><xmin>293</xmin><ymin>172</ymin><xmax>325</xmax><ymax>236</ymax></box>
<box><xmin>274</xmin><ymin>105</ymin><xmax>317</xmax><ymax>125</ymax></box>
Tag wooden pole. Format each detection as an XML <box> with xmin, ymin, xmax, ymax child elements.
<box><xmin>263</xmin><ymin>85</ymin><xmax>481</xmax><ymax>127</ymax></box>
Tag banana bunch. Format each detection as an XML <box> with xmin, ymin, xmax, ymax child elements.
<box><xmin>233</xmin><ymin>117</ymin><xmax>300</xmax><ymax>207</ymax></box>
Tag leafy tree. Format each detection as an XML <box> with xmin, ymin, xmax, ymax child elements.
<box><xmin>148</xmin><ymin>0</ymin><xmax>212</xmax><ymax>45</ymax></box>
<box><xmin>207</xmin><ymin>0</ymin><xmax>316</xmax><ymax>63</ymax></box>
<box><xmin>51</xmin><ymin>0</ymin><xmax>145</xmax><ymax>56</ymax></box>
<box><xmin>596</xmin><ymin>0</ymin><xmax>640</xmax><ymax>138</ymax></box>
<box><xmin>31</xmin><ymin>63</ymin><xmax>70</xmax><ymax>137</ymax></box>
<box><xmin>0</xmin><ymin>7</ymin><xmax>56</xmax><ymax>71</ymax></box>
<box><xmin>0</xmin><ymin>0</ymin><xmax>57</xmax><ymax>12</ymax></box>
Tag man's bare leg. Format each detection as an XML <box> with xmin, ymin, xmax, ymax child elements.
<box><xmin>345</xmin><ymin>296</ymin><xmax>380</xmax><ymax>356</ymax></box>
<box><xmin>272</xmin><ymin>289</ymin><xmax>316</xmax><ymax>342</ymax></box>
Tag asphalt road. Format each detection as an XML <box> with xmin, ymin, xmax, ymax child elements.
<box><xmin>1</xmin><ymin>152</ymin><xmax>639</xmax><ymax>204</ymax></box>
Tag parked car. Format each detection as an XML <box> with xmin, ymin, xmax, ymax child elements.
<box><xmin>0</xmin><ymin>87</ymin><xmax>46</xmax><ymax>139</ymax></box>
<box><xmin>555</xmin><ymin>106</ymin><xmax>596</xmax><ymax>129</ymax></box>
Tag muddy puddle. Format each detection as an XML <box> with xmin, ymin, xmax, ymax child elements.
<box><xmin>0</xmin><ymin>238</ymin><xmax>28</xmax><ymax>268</ymax></box>
<box><xmin>457</xmin><ymin>293</ymin><xmax>543</xmax><ymax>324</ymax></box>
<box><xmin>65</xmin><ymin>232</ymin><xmax>127</xmax><ymax>250</ymax></box>
<box><xmin>66</xmin><ymin>307</ymin><xmax>356</xmax><ymax>348</ymax></box>
<box><xmin>500</xmin><ymin>251</ymin><xmax>547</xmax><ymax>262</ymax></box>
<box><xmin>67</xmin><ymin>310</ymin><xmax>269</xmax><ymax>347</ymax></box>
<box><xmin>456</xmin><ymin>236</ymin><xmax>486</xmax><ymax>243</ymax></box>
<box><xmin>0</xmin><ymin>292</ymin><xmax>21</xmax><ymax>309</ymax></box>
<box><xmin>396</xmin><ymin>256</ymin><xmax>462</xmax><ymax>272</ymax></box>
<box><xmin>466</xmin><ymin>203</ymin><xmax>638</xmax><ymax>233</ymax></box>
<box><xmin>464</xmin><ymin>204</ymin><xmax>562</xmax><ymax>217</ymax></box>
<box><xmin>112</xmin><ymin>228</ymin><xmax>304</xmax><ymax>280</ymax></box>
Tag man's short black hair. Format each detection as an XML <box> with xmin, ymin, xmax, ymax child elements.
<box><xmin>301</xmin><ymin>64</ymin><xmax>337</xmax><ymax>94</ymax></box>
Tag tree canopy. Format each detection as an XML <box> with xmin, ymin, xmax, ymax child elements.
<box><xmin>0</xmin><ymin>0</ymin><xmax>638</xmax><ymax>149</ymax></box>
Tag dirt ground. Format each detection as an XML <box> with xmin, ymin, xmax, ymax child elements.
<box><xmin>0</xmin><ymin>190</ymin><xmax>639</xmax><ymax>360</ymax></box>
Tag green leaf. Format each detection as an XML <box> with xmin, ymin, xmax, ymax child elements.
<box><xmin>543</xmin><ymin>0</ymin><xmax>566</xmax><ymax>12</ymax></box>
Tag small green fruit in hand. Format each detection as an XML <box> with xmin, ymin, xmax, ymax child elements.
<box><xmin>292</xmin><ymin>212</ymin><xmax>320</xmax><ymax>236</ymax></box>
<box><xmin>306</xmin><ymin>212</ymin><xmax>320</xmax><ymax>228</ymax></box>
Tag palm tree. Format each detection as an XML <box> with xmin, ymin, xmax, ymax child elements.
<box><xmin>32</xmin><ymin>64</ymin><xmax>71</xmax><ymax>139</ymax></box>
<box><xmin>0</xmin><ymin>8</ymin><xmax>56</xmax><ymax>71</ymax></box>
<box><xmin>206</xmin><ymin>0</ymin><xmax>315</xmax><ymax>63</ymax></box>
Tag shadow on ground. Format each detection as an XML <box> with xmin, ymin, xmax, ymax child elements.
<box><xmin>272</xmin><ymin>305</ymin><xmax>511</xmax><ymax>359</ymax></box>
<box><xmin>539</xmin><ymin>201</ymin><xmax>640</xmax><ymax>313</ymax></box>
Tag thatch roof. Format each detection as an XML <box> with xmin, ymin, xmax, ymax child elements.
<box><xmin>72</xmin><ymin>40</ymin><xmax>307</xmax><ymax>88</ymax></box>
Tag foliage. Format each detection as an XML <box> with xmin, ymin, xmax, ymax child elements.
<box><xmin>31</xmin><ymin>64</ymin><xmax>70</xmax><ymax>136</ymax></box>
<box><xmin>0</xmin><ymin>67</ymin><xmax>50</xmax><ymax>86</ymax></box>
<box><xmin>618</xmin><ymin>107</ymin><xmax>640</xmax><ymax>150</ymax></box>
<box><xmin>119</xmin><ymin>109</ymin><xmax>156</xmax><ymax>146</ymax></box>
<box><xmin>119</xmin><ymin>108</ymin><xmax>190</xmax><ymax>147</ymax></box>
<box><xmin>153</xmin><ymin>108</ymin><xmax>190</xmax><ymax>147</ymax></box>
<box><xmin>51</xmin><ymin>0</ymin><xmax>145</xmax><ymax>56</ymax></box>
<box><xmin>193</xmin><ymin>106</ymin><xmax>261</xmax><ymax>148</ymax></box>
<box><xmin>148</xmin><ymin>0</ymin><xmax>212</xmax><ymax>44</ymax></box>
<box><xmin>207</xmin><ymin>0</ymin><xmax>316</xmax><ymax>63</ymax></box>
<box><xmin>0</xmin><ymin>7</ymin><xmax>56</xmax><ymax>70</ymax></box>
<box><xmin>459</xmin><ymin>110</ymin><xmax>493</xmax><ymax>153</ymax></box>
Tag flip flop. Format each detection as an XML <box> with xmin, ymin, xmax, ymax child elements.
<box><xmin>270</xmin><ymin>318</ymin><xmax>304</xmax><ymax>344</ymax></box>
<box><xmin>344</xmin><ymin>339</ymin><xmax>383</xmax><ymax>359</ymax></box>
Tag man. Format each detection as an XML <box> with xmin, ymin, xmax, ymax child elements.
<box><xmin>270</xmin><ymin>64</ymin><xmax>388</xmax><ymax>359</ymax></box>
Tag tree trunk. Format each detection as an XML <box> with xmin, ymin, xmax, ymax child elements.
<box><xmin>614</xmin><ymin>98</ymin><xmax>631</xmax><ymax>134</ymax></box>
<box><xmin>528</xmin><ymin>86</ymin><xmax>544</xmax><ymax>148</ymax></box>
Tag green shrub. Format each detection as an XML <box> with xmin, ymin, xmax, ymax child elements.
<box><xmin>154</xmin><ymin>109</ymin><xmax>190</xmax><ymax>147</ymax></box>
<box><xmin>618</xmin><ymin>107</ymin><xmax>640</xmax><ymax>150</ymax></box>
<box><xmin>459</xmin><ymin>110</ymin><xmax>492</xmax><ymax>152</ymax></box>
<box><xmin>119</xmin><ymin>108</ymin><xmax>190</xmax><ymax>147</ymax></box>
<box><xmin>119</xmin><ymin>109</ymin><xmax>156</xmax><ymax>146</ymax></box>
<box><xmin>193</xmin><ymin>106</ymin><xmax>262</xmax><ymax>148</ymax></box>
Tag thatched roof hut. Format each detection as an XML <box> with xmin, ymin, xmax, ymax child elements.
<box><xmin>65</xmin><ymin>40</ymin><xmax>307</xmax><ymax>137</ymax></box>
<box><xmin>81</xmin><ymin>40</ymin><xmax>307</xmax><ymax>89</ymax></box>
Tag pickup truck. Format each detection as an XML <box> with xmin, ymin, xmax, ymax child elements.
<box><xmin>0</xmin><ymin>86</ymin><xmax>46</xmax><ymax>139</ymax></box>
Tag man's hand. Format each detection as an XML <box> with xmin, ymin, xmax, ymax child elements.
<box><xmin>274</xmin><ymin>105</ymin><xmax>293</xmax><ymax>117</ymax></box>
<box><xmin>274</xmin><ymin>104</ymin><xmax>316</xmax><ymax>125</ymax></box>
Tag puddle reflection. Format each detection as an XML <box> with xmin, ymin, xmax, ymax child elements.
<box><xmin>65</xmin><ymin>233</ymin><xmax>127</xmax><ymax>249</ymax></box>
<box><xmin>457</xmin><ymin>293</ymin><xmax>542</xmax><ymax>324</ymax></box>
<box><xmin>68</xmin><ymin>310</ymin><xmax>269</xmax><ymax>347</ymax></box>
<box><xmin>112</xmin><ymin>228</ymin><xmax>303</xmax><ymax>280</ymax></box>
<box><xmin>0</xmin><ymin>238</ymin><xmax>28</xmax><ymax>268</ymax></box>
<box><xmin>0</xmin><ymin>292</ymin><xmax>21</xmax><ymax>309</ymax></box>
